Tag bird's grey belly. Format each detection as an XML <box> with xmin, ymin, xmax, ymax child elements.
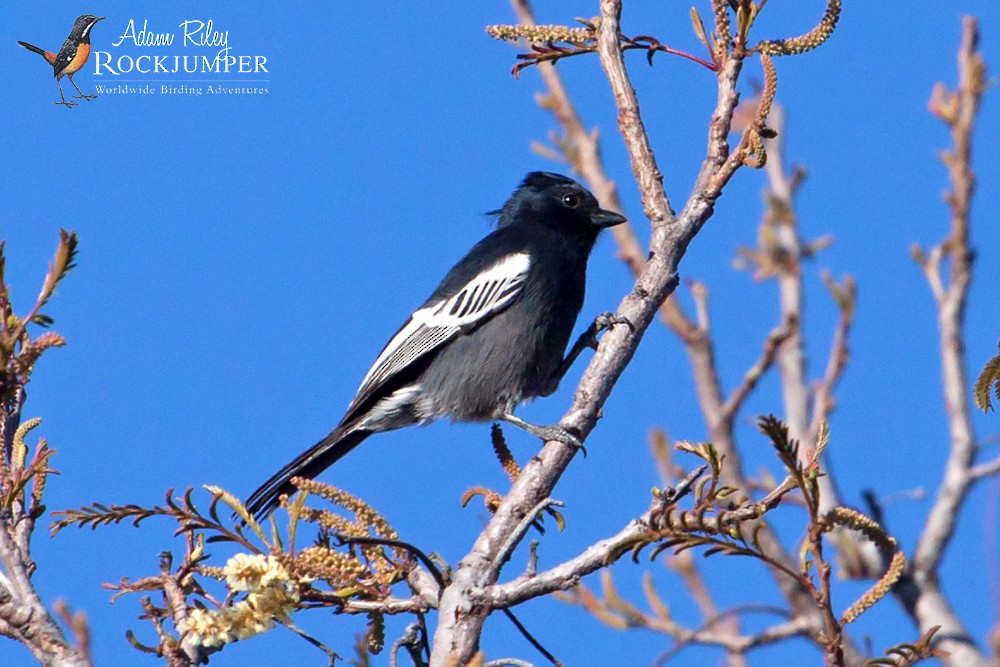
<box><xmin>416</xmin><ymin>304</ymin><xmax>569</xmax><ymax>422</ymax></box>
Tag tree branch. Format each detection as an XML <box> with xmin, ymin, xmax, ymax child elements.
<box><xmin>490</xmin><ymin>475</ymin><xmax>798</xmax><ymax>608</ymax></box>
<box><xmin>651</xmin><ymin>615</ymin><xmax>811</xmax><ymax>666</ymax></box>
<box><xmin>302</xmin><ymin>592</ymin><xmax>431</xmax><ymax>615</ymax></box>
<box><xmin>0</xmin><ymin>234</ymin><xmax>91</xmax><ymax>667</ymax></box>
<box><xmin>914</xmin><ymin>15</ymin><xmax>981</xmax><ymax>579</ymax></box>
<box><xmin>721</xmin><ymin>318</ymin><xmax>794</xmax><ymax>421</ymax></box>
<box><xmin>900</xmin><ymin>17</ymin><xmax>989</xmax><ymax>667</ymax></box>
<box><xmin>428</xmin><ymin>3</ymin><xmax>756</xmax><ymax>662</ymax></box>
<box><xmin>504</xmin><ymin>2</ymin><xmax>862</xmax><ymax>664</ymax></box>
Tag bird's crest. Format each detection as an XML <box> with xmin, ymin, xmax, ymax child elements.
<box><xmin>488</xmin><ymin>171</ymin><xmax>581</xmax><ymax>225</ymax></box>
<box><xmin>518</xmin><ymin>171</ymin><xmax>577</xmax><ymax>191</ymax></box>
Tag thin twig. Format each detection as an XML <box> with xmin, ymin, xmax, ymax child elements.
<box><xmin>651</xmin><ymin>614</ymin><xmax>809</xmax><ymax>666</ymax></box>
<box><xmin>807</xmin><ymin>279</ymin><xmax>855</xmax><ymax>443</ymax></box>
<box><xmin>502</xmin><ymin>609</ymin><xmax>562</xmax><ymax>666</ymax></box>
<box><xmin>721</xmin><ymin>319</ymin><xmax>794</xmax><ymax>421</ymax></box>
<box><xmin>971</xmin><ymin>455</ymin><xmax>1000</xmax><ymax>480</ymax></box>
<box><xmin>669</xmin><ymin>552</ymin><xmax>748</xmax><ymax>667</ymax></box>
<box><xmin>336</xmin><ymin>535</ymin><xmax>446</xmax><ymax>592</ymax></box>
<box><xmin>491</xmin><ymin>499</ymin><xmax>564</xmax><ymax>573</ymax></box>
<box><xmin>301</xmin><ymin>591</ymin><xmax>430</xmax><ymax>615</ymax></box>
<box><xmin>491</xmin><ymin>476</ymin><xmax>799</xmax><ymax>608</ymax></box>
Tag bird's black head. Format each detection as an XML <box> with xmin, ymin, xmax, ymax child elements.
<box><xmin>71</xmin><ymin>15</ymin><xmax>105</xmax><ymax>40</ymax></box>
<box><xmin>494</xmin><ymin>172</ymin><xmax>627</xmax><ymax>236</ymax></box>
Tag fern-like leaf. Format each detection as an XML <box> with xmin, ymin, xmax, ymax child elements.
<box><xmin>973</xmin><ymin>341</ymin><xmax>1000</xmax><ymax>412</ymax></box>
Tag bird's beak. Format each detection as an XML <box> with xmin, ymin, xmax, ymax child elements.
<box><xmin>95</xmin><ymin>16</ymin><xmax>106</xmax><ymax>22</ymax></box>
<box><xmin>591</xmin><ymin>209</ymin><xmax>628</xmax><ymax>228</ymax></box>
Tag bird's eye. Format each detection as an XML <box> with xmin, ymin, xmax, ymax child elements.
<box><xmin>561</xmin><ymin>193</ymin><xmax>580</xmax><ymax>208</ymax></box>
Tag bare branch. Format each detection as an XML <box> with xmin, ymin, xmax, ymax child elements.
<box><xmin>754</xmin><ymin>101</ymin><xmax>888</xmax><ymax>585</ymax></box>
<box><xmin>669</xmin><ymin>552</ymin><xmax>747</xmax><ymax>667</ymax></box>
<box><xmin>807</xmin><ymin>273</ymin><xmax>856</xmax><ymax>450</ymax></box>
<box><xmin>506</xmin><ymin>3</ymin><xmax>860</xmax><ymax>663</ymax></box>
<box><xmin>914</xmin><ymin>15</ymin><xmax>983</xmax><ymax>577</ymax></box>
<box><xmin>491</xmin><ymin>476</ymin><xmax>798</xmax><ymax>607</ymax></box>
<box><xmin>301</xmin><ymin>592</ymin><xmax>430</xmax><ymax>615</ymax></box>
<box><xmin>900</xmin><ymin>17</ymin><xmax>990</xmax><ymax>667</ymax></box>
<box><xmin>430</xmin><ymin>1</ymin><xmax>752</xmax><ymax>659</ymax></box>
<box><xmin>971</xmin><ymin>455</ymin><xmax>1000</xmax><ymax>480</ymax></box>
<box><xmin>721</xmin><ymin>318</ymin><xmax>794</xmax><ymax>421</ymax></box>
<box><xmin>651</xmin><ymin>615</ymin><xmax>811</xmax><ymax>666</ymax></box>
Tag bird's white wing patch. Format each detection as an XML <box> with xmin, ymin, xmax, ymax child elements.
<box><xmin>353</xmin><ymin>252</ymin><xmax>531</xmax><ymax>400</ymax></box>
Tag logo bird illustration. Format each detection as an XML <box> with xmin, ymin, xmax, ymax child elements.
<box><xmin>18</xmin><ymin>15</ymin><xmax>105</xmax><ymax>107</ymax></box>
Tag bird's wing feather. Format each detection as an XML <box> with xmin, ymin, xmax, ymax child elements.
<box><xmin>52</xmin><ymin>38</ymin><xmax>77</xmax><ymax>76</ymax></box>
<box><xmin>346</xmin><ymin>251</ymin><xmax>531</xmax><ymax>415</ymax></box>
<box><xmin>53</xmin><ymin>52</ymin><xmax>74</xmax><ymax>76</ymax></box>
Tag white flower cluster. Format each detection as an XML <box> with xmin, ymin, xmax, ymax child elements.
<box><xmin>179</xmin><ymin>554</ymin><xmax>299</xmax><ymax>649</ymax></box>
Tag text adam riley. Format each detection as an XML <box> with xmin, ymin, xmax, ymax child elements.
<box><xmin>92</xmin><ymin>19</ymin><xmax>268</xmax><ymax>75</ymax></box>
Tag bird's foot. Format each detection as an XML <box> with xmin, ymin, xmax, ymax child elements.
<box><xmin>533</xmin><ymin>424</ymin><xmax>584</xmax><ymax>452</ymax></box>
<box><xmin>539</xmin><ymin>311</ymin><xmax>635</xmax><ymax>398</ymax></box>
<box><xmin>499</xmin><ymin>413</ymin><xmax>586</xmax><ymax>453</ymax></box>
<box><xmin>73</xmin><ymin>93</ymin><xmax>97</xmax><ymax>101</ymax></box>
<box><xmin>54</xmin><ymin>100</ymin><xmax>77</xmax><ymax>108</ymax></box>
<box><xmin>586</xmin><ymin>311</ymin><xmax>633</xmax><ymax>350</ymax></box>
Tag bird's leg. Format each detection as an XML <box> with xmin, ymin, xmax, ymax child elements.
<box><xmin>69</xmin><ymin>75</ymin><xmax>97</xmax><ymax>100</ymax></box>
<box><xmin>55</xmin><ymin>79</ymin><xmax>77</xmax><ymax>107</ymax></box>
<box><xmin>540</xmin><ymin>311</ymin><xmax>633</xmax><ymax>397</ymax></box>
<box><xmin>499</xmin><ymin>413</ymin><xmax>583</xmax><ymax>450</ymax></box>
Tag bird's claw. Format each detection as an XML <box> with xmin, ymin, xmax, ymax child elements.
<box><xmin>498</xmin><ymin>414</ymin><xmax>588</xmax><ymax>456</ymax></box>
<box><xmin>534</xmin><ymin>424</ymin><xmax>584</xmax><ymax>451</ymax></box>
<box><xmin>596</xmin><ymin>311</ymin><xmax>634</xmax><ymax>332</ymax></box>
<box><xmin>73</xmin><ymin>94</ymin><xmax>97</xmax><ymax>100</ymax></box>
<box><xmin>585</xmin><ymin>311</ymin><xmax>633</xmax><ymax>350</ymax></box>
<box><xmin>55</xmin><ymin>100</ymin><xmax>77</xmax><ymax>108</ymax></box>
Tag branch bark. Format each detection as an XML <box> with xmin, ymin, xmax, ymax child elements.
<box><xmin>0</xmin><ymin>417</ymin><xmax>91</xmax><ymax>667</ymax></box>
<box><xmin>490</xmin><ymin>476</ymin><xmax>797</xmax><ymax>608</ymax></box>
<box><xmin>898</xmin><ymin>17</ymin><xmax>989</xmax><ymax>667</ymax></box>
<box><xmin>499</xmin><ymin>2</ymin><xmax>864</xmax><ymax>664</ymax></box>
<box><xmin>428</xmin><ymin>2</ymin><xmax>752</xmax><ymax>662</ymax></box>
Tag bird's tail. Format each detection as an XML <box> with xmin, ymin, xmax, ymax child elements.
<box><xmin>17</xmin><ymin>41</ymin><xmax>57</xmax><ymax>65</ymax></box>
<box><xmin>244</xmin><ymin>426</ymin><xmax>372</xmax><ymax>521</ymax></box>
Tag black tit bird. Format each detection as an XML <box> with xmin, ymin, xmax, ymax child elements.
<box><xmin>245</xmin><ymin>172</ymin><xmax>626</xmax><ymax>519</ymax></box>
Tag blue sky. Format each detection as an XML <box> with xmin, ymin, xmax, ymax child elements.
<box><xmin>2</xmin><ymin>2</ymin><xmax>999</xmax><ymax>666</ymax></box>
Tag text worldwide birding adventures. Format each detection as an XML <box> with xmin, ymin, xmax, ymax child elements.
<box><xmin>245</xmin><ymin>172</ymin><xmax>627</xmax><ymax>519</ymax></box>
<box><xmin>17</xmin><ymin>14</ymin><xmax>105</xmax><ymax>108</ymax></box>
